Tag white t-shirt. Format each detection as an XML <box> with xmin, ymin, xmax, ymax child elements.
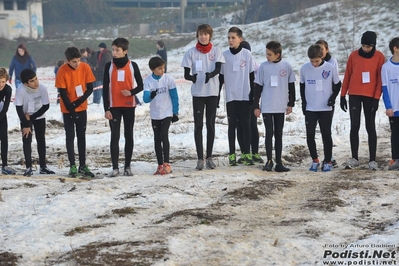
<box><xmin>300</xmin><ymin>61</ymin><xmax>340</xmax><ymax>112</ymax></box>
<box><xmin>14</xmin><ymin>83</ymin><xmax>50</xmax><ymax>120</ymax></box>
<box><xmin>221</xmin><ymin>48</ymin><xmax>255</xmax><ymax>103</ymax></box>
<box><xmin>181</xmin><ymin>45</ymin><xmax>225</xmax><ymax>97</ymax></box>
<box><xmin>327</xmin><ymin>57</ymin><xmax>339</xmax><ymax>73</ymax></box>
<box><xmin>382</xmin><ymin>57</ymin><xmax>399</xmax><ymax>112</ymax></box>
<box><xmin>254</xmin><ymin>60</ymin><xmax>296</xmax><ymax>113</ymax></box>
<box><xmin>144</xmin><ymin>74</ymin><xmax>176</xmax><ymax>120</ymax></box>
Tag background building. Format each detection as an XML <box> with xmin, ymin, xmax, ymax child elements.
<box><xmin>0</xmin><ymin>0</ymin><xmax>44</xmax><ymax>40</ymax></box>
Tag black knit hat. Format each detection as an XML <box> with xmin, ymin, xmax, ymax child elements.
<box><xmin>20</xmin><ymin>68</ymin><xmax>36</xmax><ymax>84</ymax></box>
<box><xmin>361</xmin><ymin>31</ymin><xmax>377</xmax><ymax>46</ymax></box>
<box><xmin>98</xmin><ymin>42</ymin><xmax>107</xmax><ymax>48</ymax></box>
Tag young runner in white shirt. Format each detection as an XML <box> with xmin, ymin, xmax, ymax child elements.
<box><xmin>253</xmin><ymin>41</ymin><xmax>296</xmax><ymax>172</ymax></box>
<box><xmin>181</xmin><ymin>24</ymin><xmax>225</xmax><ymax>170</ymax></box>
<box><xmin>144</xmin><ymin>56</ymin><xmax>179</xmax><ymax>175</ymax></box>
<box><xmin>219</xmin><ymin>27</ymin><xmax>255</xmax><ymax>166</ymax></box>
<box><xmin>14</xmin><ymin>69</ymin><xmax>55</xmax><ymax>176</ymax></box>
<box><xmin>300</xmin><ymin>44</ymin><xmax>341</xmax><ymax>172</ymax></box>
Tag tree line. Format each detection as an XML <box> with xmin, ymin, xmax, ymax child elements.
<box><xmin>43</xmin><ymin>0</ymin><xmax>337</xmax><ymax>25</ymax></box>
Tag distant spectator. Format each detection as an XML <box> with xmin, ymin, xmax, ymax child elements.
<box><xmin>93</xmin><ymin>42</ymin><xmax>112</xmax><ymax>104</ymax></box>
<box><xmin>80</xmin><ymin>48</ymin><xmax>89</xmax><ymax>63</ymax></box>
<box><xmin>54</xmin><ymin>60</ymin><xmax>64</xmax><ymax>76</ymax></box>
<box><xmin>9</xmin><ymin>44</ymin><xmax>37</xmax><ymax>88</ymax></box>
<box><xmin>156</xmin><ymin>40</ymin><xmax>167</xmax><ymax>73</ymax></box>
<box><xmin>54</xmin><ymin>60</ymin><xmax>64</xmax><ymax>104</ymax></box>
<box><xmin>86</xmin><ymin>47</ymin><xmax>98</xmax><ymax>68</ymax></box>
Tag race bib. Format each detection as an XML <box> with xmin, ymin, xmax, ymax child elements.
<box><xmin>195</xmin><ymin>60</ymin><xmax>203</xmax><ymax>72</ymax></box>
<box><xmin>117</xmin><ymin>70</ymin><xmax>125</xmax><ymax>81</ymax></box>
<box><xmin>271</xmin><ymin>75</ymin><xmax>278</xmax><ymax>87</ymax></box>
<box><xmin>362</xmin><ymin>72</ymin><xmax>370</xmax><ymax>83</ymax></box>
<box><xmin>75</xmin><ymin>85</ymin><xmax>83</xmax><ymax>97</ymax></box>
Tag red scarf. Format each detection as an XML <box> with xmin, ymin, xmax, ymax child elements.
<box><xmin>196</xmin><ymin>42</ymin><xmax>213</xmax><ymax>54</ymax></box>
<box><xmin>98</xmin><ymin>49</ymin><xmax>108</xmax><ymax>63</ymax></box>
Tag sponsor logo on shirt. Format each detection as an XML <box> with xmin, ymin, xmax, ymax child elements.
<box><xmin>279</xmin><ymin>69</ymin><xmax>287</xmax><ymax>77</ymax></box>
<box><xmin>307</xmin><ymin>79</ymin><xmax>316</xmax><ymax>85</ymax></box>
<box><xmin>322</xmin><ymin>70</ymin><xmax>331</xmax><ymax>79</ymax></box>
<box><xmin>240</xmin><ymin>60</ymin><xmax>247</xmax><ymax>67</ymax></box>
<box><xmin>208</xmin><ymin>54</ymin><xmax>216</xmax><ymax>61</ymax></box>
<box><xmin>157</xmin><ymin>86</ymin><xmax>168</xmax><ymax>94</ymax></box>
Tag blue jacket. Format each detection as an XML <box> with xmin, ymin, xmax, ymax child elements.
<box><xmin>9</xmin><ymin>55</ymin><xmax>37</xmax><ymax>81</ymax></box>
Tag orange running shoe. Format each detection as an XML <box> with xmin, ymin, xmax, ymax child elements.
<box><xmin>154</xmin><ymin>165</ymin><xmax>167</xmax><ymax>175</ymax></box>
<box><xmin>163</xmin><ymin>163</ymin><xmax>172</xmax><ymax>174</ymax></box>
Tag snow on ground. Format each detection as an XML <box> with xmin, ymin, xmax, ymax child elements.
<box><xmin>1</xmin><ymin>1</ymin><xmax>399</xmax><ymax>265</ymax></box>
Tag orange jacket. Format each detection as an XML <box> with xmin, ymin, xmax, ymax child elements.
<box><xmin>341</xmin><ymin>49</ymin><xmax>385</xmax><ymax>99</ymax></box>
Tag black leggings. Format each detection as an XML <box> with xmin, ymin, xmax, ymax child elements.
<box><xmin>152</xmin><ymin>117</ymin><xmax>171</xmax><ymax>165</ymax></box>
<box><xmin>63</xmin><ymin>111</ymin><xmax>87</xmax><ymax>167</ymax></box>
<box><xmin>226</xmin><ymin>101</ymin><xmax>251</xmax><ymax>155</ymax></box>
<box><xmin>0</xmin><ymin>116</ymin><xmax>8</xmax><ymax>167</ymax></box>
<box><xmin>109</xmin><ymin>107</ymin><xmax>135</xmax><ymax>169</ymax></box>
<box><xmin>305</xmin><ymin>111</ymin><xmax>333</xmax><ymax>162</ymax></box>
<box><xmin>237</xmin><ymin>103</ymin><xmax>259</xmax><ymax>154</ymax></box>
<box><xmin>263</xmin><ymin>113</ymin><xmax>285</xmax><ymax>164</ymax></box>
<box><xmin>349</xmin><ymin>95</ymin><xmax>377</xmax><ymax>161</ymax></box>
<box><xmin>389</xmin><ymin>116</ymin><xmax>399</xmax><ymax>160</ymax></box>
<box><xmin>21</xmin><ymin>118</ymin><xmax>46</xmax><ymax>168</ymax></box>
<box><xmin>192</xmin><ymin>96</ymin><xmax>218</xmax><ymax>159</ymax></box>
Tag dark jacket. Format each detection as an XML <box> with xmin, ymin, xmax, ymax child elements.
<box><xmin>95</xmin><ymin>49</ymin><xmax>112</xmax><ymax>81</ymax></box>
<box><xmin>9</xmin><ymin>55</ymin><xmax>36</xmax><ymax>81</ymax></box>
<box><xmin>156</xmin><ymin>48</ymin><xmax>167</xmax><ymax>73</ymax></box>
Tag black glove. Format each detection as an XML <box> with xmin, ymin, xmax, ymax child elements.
<box><xmin>371</xmin><ymin>98</ymin><xmax>379</xmax><ymax>113</ymax></box>
<box><xmin>205</xmin><ymin>72</ymin><xmax>214</xmax><ymax>84</ymax></box>
<box><xmin>340</xmin><ymin>97</ymin><xmax>347</xmax><ymax>112</ymax></box>
<box><xmin>66</xmin><ymin>102</ymin><xmax>76</xmax><ymax>112</ymax></box>
<box><xmin>327</xmin><ymin>95</ymin><xmax>336</xmax><ymax>107</ymax></box>
<box><xmin>192</xmin><ymin>74</ymin><xmax>197</xmax><ymax>84</ymax></box>
<box><xmin>172</xmin><ymin>114</ymin><xmax>179</xmax><ymax>123</ymax></box>
<box><xmin>150</xmin><ymin>89</ymin><xmax>158</xmax><ymax>99</ymax></box>
<box><xmin>187</xmin><ymin>73</ymin><xmax>198</xmax><ymax>84</ymax></box>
